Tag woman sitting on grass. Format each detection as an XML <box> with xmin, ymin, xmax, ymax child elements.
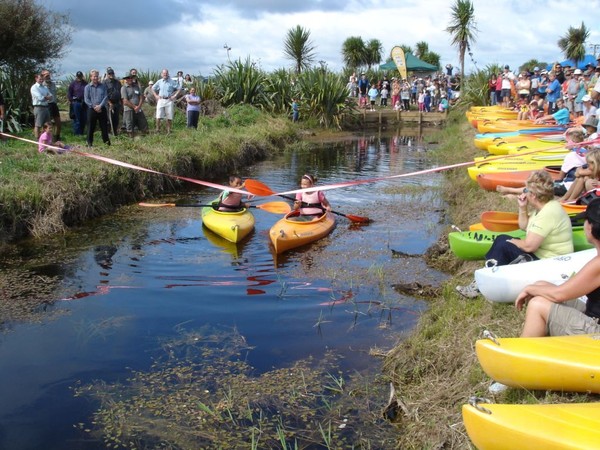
<box><xmin>457</xmin><ymin>170</ymin><xmax>574</xmax><ymax>298</ymax></box>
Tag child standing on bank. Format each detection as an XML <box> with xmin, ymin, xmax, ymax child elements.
<box><xmin>368</xmin><ymin>86</ymin><xmax>379</xmax><ymax>111</ymax></box>
<box><xmin>291</xmin><ymin>98</ymin><xmax>299</xmax><ymax>122</ymax></box>
<box><xmin>380</xmin><ymin>84</ymin><xmax>389</xmax><ymax>107</ymax></box>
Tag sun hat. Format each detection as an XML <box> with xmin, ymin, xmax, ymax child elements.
<box><xmin>582</xmin><ymin>116</ymin><xmax>598</xmax><ymax>130</ymax></box>
<box><xmin>573</xmin><ymin>198</ymin><xmax>600</xmax><ymax>223</ymax></box>
<box><xmin>148</xmin><ymin>80</ymin><xmax>154</xmax><ymax>85</ymax></box>
<box><xmin>582</xmin><ymin>94</ymin><xmax>592</xmax><ymax>102</ymax></box>
<box><xmin>122</xmin><ymin>73</ymin><xmax>132</xmax><ymax>79</ymax></box>
<box><xmin>533</xmin><ymin>66</ymin><xmax>540</xmax><ymax>71</ymax></box>
<box><xmin>574</xmin><ymin>69</ymin><xmax>582</xmax><ymax>75</ymax></box>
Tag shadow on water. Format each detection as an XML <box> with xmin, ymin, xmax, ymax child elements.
<box><xmin>0</xmin><ymin>129</ymin><xmax>449</xmax><ymax>449</ymax></box>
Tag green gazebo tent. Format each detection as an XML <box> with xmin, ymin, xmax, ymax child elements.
<box><xmin>379</xmin><ymin>53</ymin><xmax>438</xmax><ymax>73</ymax></box>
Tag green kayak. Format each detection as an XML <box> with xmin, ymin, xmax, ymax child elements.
<box><xmin>448</xmin><ymin>226</ymin><xmax>591</xmax><ymax>261</ymax></box>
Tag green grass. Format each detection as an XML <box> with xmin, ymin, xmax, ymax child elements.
<box><xmin>0</xmin><ymin>104</ymin><xmax>298</xmax><ymax>241</ymax></box>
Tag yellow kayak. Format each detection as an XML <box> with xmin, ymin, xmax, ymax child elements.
<box><xmin>488</xmin><ymin>139</ymin><xmax>567</xmax><ymax>156</ymax></box>
<box><xmin>468</xmin><ymin>157</ymin><xmax>564</xmax><ymax>181</ymax></box>
<box><xmin>269</xmin><ymin>211</ymin><xmax>335</xmax><ymax>253</ymax></box>
<box><xmin>476</xmin><ymin>334</ymin><xmax>600</xmax><ymax>393</ymax></box>
<box><xmin>201</xmin><ymin>200</ymin><xmax>255</xmax><ymax>243</ymax></box>
<box><xmin>463</xmin><ymin>399</ymin><xmax>600</xmax><ymax>450</ymax></box>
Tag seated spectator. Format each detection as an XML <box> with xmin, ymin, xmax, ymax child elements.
<box><xmin>534</xmin><ymin>98</ymin><xmax>571</xmax><ymax>125</ymax></box>
<box><xmin>144</xmin><ymin>81</ymin><xmax>156</xmax><ymax>106</ymax></box>
<box><xmin>514</xmin><ymin>197</ymin><xmax>600</xmax><ymax>337</ymax></box>
<box><xmin>38</xmin><ymin>122</ymin><xmax>70</xmax><ymax>154</ymax></box>
<box><xmin>560</xmin><ymin>148</ymin><xmax>600</xmax><ymax>203</ymax></box>
<box><xmin>457</xmin><ymin>170</ymin><xmax>574</xmax><ymax>298</ymax></box>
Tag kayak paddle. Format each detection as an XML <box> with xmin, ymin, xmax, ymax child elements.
<box><xmin>480</xmin><ymin>211</ymin><xmax>519</xmax><ymax>232</ymax></box>
<box><xmin>244</xmin><ymin>179</ymin><xmax>371</xmax><ymax>223</ymax></box>
<box><xmin>138</xmin><ymin>201</ymin><xmax>291</xmax><ymax>214</ymax></box>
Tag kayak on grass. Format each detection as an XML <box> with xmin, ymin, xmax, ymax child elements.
<box><xmin>463</xmin><ymin>399</ymin><xmax>600</xmax><ymax>450</ymax></box>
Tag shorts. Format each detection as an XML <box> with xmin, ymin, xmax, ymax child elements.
<box><xmin>48</xmin><ymin>102</ymin><xmax>60</xmax><ymax>118</ymax></box>
<box><xmin>501</xmin><ymin>88</ymin><xmax>511</xmax><ymax>98</ymax></box>
<box><xmin>547</xmin><ymin>300</ymin><xmax>600</xmax><ymax>336</ymax></box>
<box><xmin>33</xmin><ymin>106</ymin><xmax>50</xmax><ymax>127</ymax></box>
<box><xmin>155</xmin><ymin>98</ymin><xmax>174</xmax><ymax>120</ymax></box>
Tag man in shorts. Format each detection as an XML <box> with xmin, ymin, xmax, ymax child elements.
<box><xmin>152</xmin><ymin>69</ymin><xmax>180</xmax><ymax>134</ymax></box>
<box><xmin>30</xmin><ymin>73</ymin><xmax>52</xmax><ymax>138</ymax></box>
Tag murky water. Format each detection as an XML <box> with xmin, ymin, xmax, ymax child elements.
<box><xmin>0</xmin><ymin>130</ymin><xmax>448</xmax><ymax>449</ymax></box>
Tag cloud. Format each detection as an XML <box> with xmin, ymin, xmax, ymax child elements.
<box><xmin>44</xmin><ymin>0</ymin><xmax>600</xmax><ymax>79</ymax></box>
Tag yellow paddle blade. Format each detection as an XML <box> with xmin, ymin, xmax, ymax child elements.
<box><xmin>255</xmin><ymin>201</ymin><xmax>291</xmax><ymax>214</ymax></box>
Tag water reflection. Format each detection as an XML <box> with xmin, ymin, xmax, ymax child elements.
<box><xmin>0</xmin><ymin>131</ymin><xmax>448</xmax><ymax>450</ymax></box>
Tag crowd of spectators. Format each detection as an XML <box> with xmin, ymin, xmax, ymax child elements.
<box><xmin>347</xmin><ymin>69</ymin><xmax>458</xmax><ymax>113</ymax></box>
<box><xmin>488</xmin><ymin>55</ymin><xmax>600</xmax><ymax>118</ymax></box>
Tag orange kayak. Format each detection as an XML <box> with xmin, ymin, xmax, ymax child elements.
<box><xmin>476</xmin><ymin>168</ymin><xmax>561</xmax><ymax>191</ymax></box>
<box><xmin>269</xmin><ymin>211</ymin><xmax>336</xmax><ymax>253</ymax></box>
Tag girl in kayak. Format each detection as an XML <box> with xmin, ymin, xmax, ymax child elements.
<box><xmin>290</xmin><ymin>174</ymin><xmax>331</xmax><ymax>221</ymax></box>
<box><xmin>217</xmin><ymin>175</ymin><xmax>250</xmax><ymax>211</ymax></box>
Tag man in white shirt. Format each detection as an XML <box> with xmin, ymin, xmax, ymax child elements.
<box><xmin>30</xmin><ymin>73</ymin><xmax>53</xmax><ymax>138</ymax></box>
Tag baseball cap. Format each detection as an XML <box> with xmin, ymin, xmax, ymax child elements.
<box><xmin>582</xmin><ymin>94</ymin><xmax>592</xmax><ymax>102</ymax></box>
<box><xmin>76</xmin><ymin>71</ymin><xmax>83</xmax><ymax>77</ymax></box>
<box><xmin>107</xmin><ymin>68</ymin><xmax>115</xmax><ymax>75</ymax></box>
<box><xmin>574</xmin><ymin>69</ymin><xmax>582</xmax><ymax>75</ymax></box>
<box><xmin>504</xmin><ymin>65</ymin><xmax>510</xmax><ymax>69</ymax></box>
<box><xmin>573</xmin><ymin>198</ymin><xmax>600</xmax><ymax>223</ymax></box>
<box><xmin>534</xmin><ymin>66</ymin><xmax>540</xmax><ymax>71</ymax></box>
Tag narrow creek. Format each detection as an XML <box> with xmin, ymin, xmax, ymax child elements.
<box><xmin>0</xmin><ymin>129</ymin><xmax>449</xmax><ymax>449</ymax></box>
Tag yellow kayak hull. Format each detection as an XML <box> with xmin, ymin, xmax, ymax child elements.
<box><xmin>269</xmin><ymin>211</ymin><xmax>336</xmax><ymax>253</ymax></box>
<box><xmin>201</xmin><ymin>201</ymin><xmax>255</xmax><ymax>243</ymax></box>
<box><xmin>476</xmin><ymin>334</ymin><xmax>600</xmax><ymax>393</ymax></box>
<box><xmin>468</xmin><ymin>159</ymin><xmax>563</xmax><ymax>181</ymax></box>
<box><xmin>463</xmin><ymin>401</ymin><xmax>600</xmax><ymax>450</ymax></box>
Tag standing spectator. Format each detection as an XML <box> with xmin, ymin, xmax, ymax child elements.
<box><xmin>516</xmin><ymin>73</ymin><xmax>531</xmax><ymax>102</ymax></box>
<box><xmin>501</xmin><ymin>65</ymin><xmax>516</xmax><ymax>108</ymax></box>
<box><xmin>400</xmin><ymin>80</ymin><xmax>410</xmax><ymax>111</ymax></box>
<box><xmin>41</xmin><ymin>70</ymin><xmax>62</xmax><ymax>141</ymax></box>
<box><xmin>152</xmin><ymin>69</ymin><xmax>181</xmax><ymax>134</ymax></box>
<box><xmin>391</xmin><ymin>78</ymin><xmax>401</xmax><ymax>110</ymax></box>
<box><xmin>418</xmin><ymin>89</ymin><xmax>425</xmax><ymax>112</ymax></box>
<box><xmin>348</xmin><ymin>72</ymin><xmax>357</xmax><ymax>97</ymax></box>
<box><xmin>291</xmin><ymin>98</ymin><xmax>299</xmax><ymax>122</ymax></box>
<box><xmin>144</xmin><ymin>81</ymin><xmax>156</xmax><ymax>107</ymax></box>
<box><xmin>488</xmin><ymin>73</ymin><xmax>497</xmax><ymax>105</ymax></box>
<box><xmin>67</xmin><ymin>71</ymin><xmax>88</xmax><ymax>136</ymax></box>
<box><xmin>357</xmin><ymin>74</ymin><xmax>369</xmax><ymax>109</ymax></box>
<box><xmin>380</xmin><ymin>83</ymin><xmax>389</xmax><ymax>107</ymax></box>
<box><xmin>83</xmin><ymin>69</ymin><xmax>111</xmax><ymax>147</ymax></box>
<box><xmin>411</xmin><ymin>77</ymin><xmax>418</xmax><ymax>105</ymax></box>
<box><xmin>0</xmin><ymin>90</ymin><xmax>5</xmax><ymax>130</ymax></box>
<box><xmin>121</xmin><ymin>73</ymin><xmax>148</xmax><ymax>137</ymax></box>
<box><xmin>185</xmin><ymin>87</ymin><xmax>201</xmax><ymax>128</ymax></box>
<box><xmin>367</xmin><ymin>85</ymin><xmax>378</xmax><ymax>111</ymax></box>
<box><xmin>103</xmin><ymin>68</ymin><xmax>121</xmax><ymax>136</ymax></box>
<box><xmin>30</xmin><ymin>73</ymin><xmax>52</xmax><ymax>138</ymax></box>
<box><xmin>530</xmin><ymin>67</ymin><xmax>541</xmax><ymax>98</ymax></box>
<box><xmin>423</xmin><ymin>89</ymin><xmax>432</xmax><ymax>112</ymax></box>
<box><xmin>553</xmin><ymin>63</ymin><xmax>565</xmax><ymax>84</ymax></box>
<box><xmin>545</xmin><ymin>71</ymin><xmax>562</xmax><ymax>114</ymax></box>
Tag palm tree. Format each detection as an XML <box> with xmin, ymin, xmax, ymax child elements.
<box><xmin>415</xmin><ymin>41</ymin><xmax>429</xmax><ymax>60</ymax></box>
<box><xmin>364</xmin><ymin>39</ymin><xmax>383</xmax><ymax>70</ymax></box>
<box><xmin>342</xmin><ymin>36</ymin><xmax>366</xmax><ymax>73</ymax></box>
<box><xmin>446</xmin><ymin>0</ymin><xmax>477</xmax><ymax>88</ymax></box>
<box><xmin>558</xmin><ymin>22</ymin><xmax>590</xmax><ymax>69</ymax></box>
<box><xmin>283</xmin><ymin>25</ymin><xmax>316</xmax><ymax>74</ymax></box>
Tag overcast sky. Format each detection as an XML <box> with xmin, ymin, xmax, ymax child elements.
<box><xmin>44</xmin><ymin>0</ymin><xmax>600</xmax><ymax>79</ymax></box>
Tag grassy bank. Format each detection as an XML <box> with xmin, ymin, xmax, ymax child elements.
<box><xmin>0</xmin><ymin>104</ymin><xmax>298</xmax><ymax>242</ymax></box>
<box><xmin>383</xmin><ymin>109</ymin><xmax>597</xmax><ymax>449</ymax></box>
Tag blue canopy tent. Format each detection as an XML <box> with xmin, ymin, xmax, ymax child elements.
<box><xmin>546</xmin><ymin>54</ymin><xmax>597</xmax><ymax>70</ymax></box>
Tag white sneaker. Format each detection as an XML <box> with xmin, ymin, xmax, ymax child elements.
<box><xmin>488</xmin><ymin>382</ymin><xmax>509</xmax><ymax>395</ymax></box>
<box><xmin>456</xmin><ymin>280</ymin><xmax>479</xmax><ymax>298</ymax></box>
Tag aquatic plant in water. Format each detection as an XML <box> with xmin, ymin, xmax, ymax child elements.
<box><xmin>74</xmin><ymin>325</ymin><xmax>399</xmax><ymax>449</ymax></box>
